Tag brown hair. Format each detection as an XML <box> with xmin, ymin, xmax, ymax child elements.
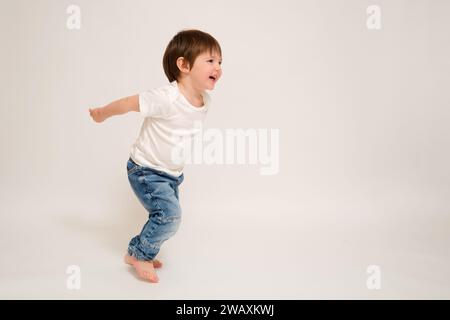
<box><xmin>163</xmin><ymin>29</ymin><xmax>222</xmax><ymax>82</ymax></box>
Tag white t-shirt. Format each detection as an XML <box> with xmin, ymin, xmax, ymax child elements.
<box><xmin>129</xmin><ymin>80</ymin><xmax>211</xmax><ymax>177</ymax></box>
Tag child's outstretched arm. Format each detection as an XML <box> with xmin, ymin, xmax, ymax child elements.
<box><xmin>89</xmin><ymin>95</ymin><xmax>139</xmax><ymax>123</ymax></box>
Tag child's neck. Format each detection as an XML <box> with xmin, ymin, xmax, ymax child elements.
<box><xmin>177</xmin><ymin>79</ymin><xmax>204</xmax><ymax>107</ymax></box>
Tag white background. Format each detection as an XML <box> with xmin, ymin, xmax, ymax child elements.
<box><xmin>1</xmin><ymin>0</ymin><xmax>449</xmax><ymax>298</ymax></box>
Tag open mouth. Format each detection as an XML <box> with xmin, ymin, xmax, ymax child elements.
<box><xmin>209</xmin><ymin>76</ymin><xmax>216</xmax><ymax>81</ymax></box>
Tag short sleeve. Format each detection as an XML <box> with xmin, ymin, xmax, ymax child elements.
<box><xmin>138</xmin><ymin>88</ymin><xmax>168</xmax><ymax>118</ymax></box>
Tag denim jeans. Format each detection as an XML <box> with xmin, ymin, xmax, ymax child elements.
<box><xmin>126</xmin><ymin>157</ymin><xmax>184</xmax><ymax>261</ymax></box>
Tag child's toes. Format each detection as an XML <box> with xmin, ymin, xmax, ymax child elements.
<box><xmin>153</xmin><ymin>259</ymin><xmax>163</xmax><ymax>268</ymax></box>
<box><xmin>143</xmin><ymin>272</ymin><xmax>159</xmax><ymax>283</ymax></box>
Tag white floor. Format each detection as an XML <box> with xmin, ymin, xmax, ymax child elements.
<box><xmin>1</xmin><ymin>203</ymin><xmax>449</xmax><ymax>299</ymax></box>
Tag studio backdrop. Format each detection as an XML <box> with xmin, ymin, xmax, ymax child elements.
<box><xmin>0</xmin><ymin>0</ymin><xmax>449</xmax><ymax>299</ymax></box>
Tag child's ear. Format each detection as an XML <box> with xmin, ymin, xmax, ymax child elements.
<box><xmin>176</xmin><ymin>57</ymin><xmax>190</xmax><ymax>73</ymax></box>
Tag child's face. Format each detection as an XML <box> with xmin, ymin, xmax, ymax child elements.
<box><xmin>189</xmin><ymin>50</ymin><xmax>222</xmax><ymax>90</ymax></box>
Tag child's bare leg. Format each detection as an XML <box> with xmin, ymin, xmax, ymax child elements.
<box><xmin>124</xmin><ymin>254</ymin><xmax>159</xmax><ymax>283</ymax></box>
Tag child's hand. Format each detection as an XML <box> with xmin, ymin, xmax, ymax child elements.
<box><xmin>89</xmin><ymin>107</ymin><xmax>107</xmax><ymax>123</ymax></box>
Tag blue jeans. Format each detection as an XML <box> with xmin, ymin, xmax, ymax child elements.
<box><xmin>126</xmin><ymin>157</ymin><xmax>184</xmax><ymax>261</ymax></box>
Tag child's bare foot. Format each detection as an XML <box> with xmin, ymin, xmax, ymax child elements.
<box><xmin>152</xmin><ymin>259</ymin><xmax>163</xmax><ymax>268</ymax></box>
<box><xmin>124</xmin><ymin>254</ymin><xmax>163</xmax><ymax>268</ymax></box>
<box><xmin>124</xmin><ymin>254</ymin><xmax>159</xmax><ymax>283</ymax></box>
